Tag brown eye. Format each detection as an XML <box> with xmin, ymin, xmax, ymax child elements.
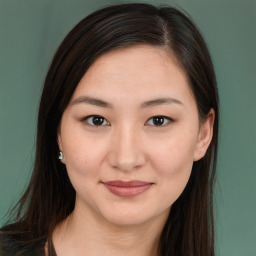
<box><xmin>84</xmin><ymin>115</ymin><xmax>110</xmax><ymax>126</ymax></box>
<box><xmin>152</xmin><ymin>116</ymin><xmax>165</xmax><ymax>126</ymax></box>
<box><xmin>146</xmin><ymin>116</ymin><xmax>173</xmax><ymax>126</ymax></box>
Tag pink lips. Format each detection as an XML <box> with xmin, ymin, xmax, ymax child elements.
<box><xmin>102</xmin><ymin>180</ymin><xmax>153</xmax><ymax>197</ymax></box>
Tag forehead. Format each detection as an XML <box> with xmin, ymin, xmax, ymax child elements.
<box><xmin>71</xmin><ymin>45</ymin><xmax>195</xmax><ymax>107</ymax></box>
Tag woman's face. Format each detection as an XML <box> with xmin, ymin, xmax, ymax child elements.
<box><xmin>58</xmin><ymin>45</ymin><xmax>214</xmax><ymax>226</ymax></box>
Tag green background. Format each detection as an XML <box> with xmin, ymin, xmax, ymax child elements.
<box><xmin>0</xmin><ymin>0</ymin><xmax>255</xmax><ymax>255</ymax></box>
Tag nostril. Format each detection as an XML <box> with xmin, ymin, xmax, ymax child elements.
<box><xmin>107</xmin><ymin>151</ymin><xmax>146</xmax><ymax>172</ymax></box>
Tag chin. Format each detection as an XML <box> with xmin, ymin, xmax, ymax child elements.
<box><xmin>99</xmin><ymin>205</ymin><xmax>170</xmax><ymax>228</ymax></box>
<box><xmin>104</xmin><ymin>214</ymin><xmax>153</xmax><ymax>227</ymax></box>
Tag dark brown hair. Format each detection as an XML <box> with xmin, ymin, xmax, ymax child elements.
<box><xmin>2</xmin><ymin>3</ymin><xmax>219</xmax><ymax>256</ymax></box>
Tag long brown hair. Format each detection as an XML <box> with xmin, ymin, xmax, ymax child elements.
<box><xmin>2</xmin><ymin>3</ymin><xmax>219</xmax><ymax>255</ymax></box>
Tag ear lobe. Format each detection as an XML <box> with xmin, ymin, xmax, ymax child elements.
<box><xmin>194</xmin><ymin>109</ymin><xmax>215</xmax><ymax>161</ymax></box>
<box><xmin>57</xmin><ymin>129</ymin><xmax>65</xmax><ymax>163</ymax></box>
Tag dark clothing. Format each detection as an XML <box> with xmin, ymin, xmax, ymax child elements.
<box><xmin>0</xmin><ymin>229</ymin><xmax>57</xmax><ymax>256</ymax></box>
<box><xmin>0</xmin><ymin>233</ymin><xmax>43</xmax><ymax>256</ymax></box>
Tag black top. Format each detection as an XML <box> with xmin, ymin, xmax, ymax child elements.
<box><xmin>0</xmin><ymin>232</ymin><xmax>57</xmax><ymax>256</ymax></box>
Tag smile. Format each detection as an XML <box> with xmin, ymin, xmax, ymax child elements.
<box><xmin>102</xmin><ymin>180</ymin><xmax>153</xmax><ymax>197</ymax></box>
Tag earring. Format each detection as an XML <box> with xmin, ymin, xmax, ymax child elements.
<box><xmin>58</xmin><ymin>151</ymin><xmax>64</xmax><ymax>160</ymax></box>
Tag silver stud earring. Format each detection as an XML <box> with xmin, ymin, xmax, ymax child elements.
<box><xmin>58</xmin><ymin>151</ymin><xmax>64</xmax><ymax>160</ymax></box>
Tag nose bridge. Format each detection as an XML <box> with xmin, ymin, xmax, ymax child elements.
<box><xmin>108</xmin><ymin>122</ymin><xmax>145</xmax><ymax>171</ymax></box>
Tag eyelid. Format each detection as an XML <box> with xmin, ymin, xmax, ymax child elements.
<box><xmin>145</xmin><ymin>115</ymin><xmax>175</xmax><ymax>127</ymax></box>
<box><xmin>81</xmin><ymin>115</ymin><xmax>174</xmax><ymax>127</ymax></box>
<box><xmin>82</xmin><ymin>115</ymin><xmax>110</xmax><ymax>126</ymax></box>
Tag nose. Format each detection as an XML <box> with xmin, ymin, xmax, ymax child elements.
<box><xmin>107</xmin><ymin>124</ymin><xmax>146</xmax><ymax>172</ymax></box>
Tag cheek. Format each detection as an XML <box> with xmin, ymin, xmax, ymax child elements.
<box><xmin>155</xmin><ymin>144</ymin><xmax>193</xmax><ymax>188</ymax></box>
<box><xmin>62</xmin><ymin>128</ymin><xmax>105</xmax><ymax>180</ymax></box>
<box><xmin>148</xmin><ymin>129</ymin><xmax>197</xmax><ymax>200</ymax></box>
<box><xmin>150</xmin><ymin>128</ymin><xmax>197</xmax><ymax>170</ymax></box>
<box><xmin>62</xmin><ymin>135</ymin><xmax>106</xmax><ymax>201</ymax></box>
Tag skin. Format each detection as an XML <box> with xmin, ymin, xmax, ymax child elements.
<box><xmin>53</xmin><ymin>45</ymin><xmax>214</xmax><ymax>256</ymax></box>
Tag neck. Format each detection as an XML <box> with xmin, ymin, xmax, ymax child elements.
<box><xmin>52</xmin><ymin>202</ymin><xmax>169</xmax><ymax>256</ymax></box>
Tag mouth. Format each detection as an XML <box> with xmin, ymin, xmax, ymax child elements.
<box><xmin>102</xmin><ymin>180</ymin><xmax>153</xmax><ymax>197</ymax></box>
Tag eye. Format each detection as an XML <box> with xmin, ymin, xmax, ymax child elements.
<box><xmin>83</xmin><ymin>115</ymin><xmax>110</xmax><ymax>126</ymax></box>
<box><xmin>146</xmin><ymin>115</ymin><xmax>173</xmax><ymax>127</ymax></box>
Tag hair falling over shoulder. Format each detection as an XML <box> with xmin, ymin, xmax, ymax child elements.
<box><xmin>1</xmin><ymin>3</ymin><xmax>219</xmax><ymax>256</ymax></box>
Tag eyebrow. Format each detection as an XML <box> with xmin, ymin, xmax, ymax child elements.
<box><xmin>71</xmin><ymin>96</ymin><xmax>182</xmax><ymax>108</ymax></box>
<box><xmin>140</xmin><ymin>97</ymin><xmax>182</xmax><ymax>108</ymax></box>
<box><xmin>71</xmin><ymin>96</ymin><xmax>113</xmax><ymax>108</ymax></box>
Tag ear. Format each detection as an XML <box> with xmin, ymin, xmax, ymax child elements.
<box><xmin>193</xmin><ymin>109</ymin><xmax>215</xmax><ymax>161</ymax></box>
<box><xmin>57</xmin><ymin>127</ymin><xmax>65</xmax><ymax>163</ymax></box>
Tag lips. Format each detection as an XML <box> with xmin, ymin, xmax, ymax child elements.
<box><xmin>102</xmin><ymin>180</ymin><xmax>153</xmax><ymax>197</ymax></box>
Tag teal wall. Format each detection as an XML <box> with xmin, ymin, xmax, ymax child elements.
<box><xmin>0</xmin><ymin>0</ymin><xmax>255</xmax><ymax>255</ymax></box>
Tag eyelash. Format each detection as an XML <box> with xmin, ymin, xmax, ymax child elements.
<box><xmin>82</xmin><ymin>115</ymin><xmax>174</xmax><ymax>127</ymax></box>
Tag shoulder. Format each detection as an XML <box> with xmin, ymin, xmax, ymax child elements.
<box><xmin>0</xmin><ymin>225</ymin><xmax>45</xmax><ymax>256</ymax></box>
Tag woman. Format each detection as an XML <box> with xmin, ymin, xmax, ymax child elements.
<box><xmin>0</xmin><ymin>3</ymin><xmax>219</xmax><ymax>256</ymax></box>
